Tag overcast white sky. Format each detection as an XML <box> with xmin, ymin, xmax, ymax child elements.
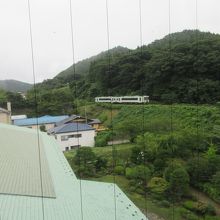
<box><xmin>0</xmin><ymin>0</ymin><xmax>219</xmax><ymax>83</ymax></box>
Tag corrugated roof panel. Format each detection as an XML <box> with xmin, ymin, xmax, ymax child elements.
<box><xmin>50</xmin><ymin>123</ymin><xmax>95</xmax><ymax>134</ymax></box>
<box><xmin>0</xmin><ymin>125</ymin><xmax>55</xmax><ymax>198</ymax></box>
<box><xmin>0</xmin><ymin>124</ymin><xmax>146</xmax><ymax>220</ymax></box>
<box><xmin>13</xmin><ymin>115</ymin><xmax>68</xmax><ymax>126</ymax></box>
<box><xmin>55</xmin><ymin>115</ymin><xmax>79</xmax><ymax>127</ymax></box>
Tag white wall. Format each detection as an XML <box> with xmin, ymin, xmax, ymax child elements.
<box><xmin>54</xmin><ymin>130</ymin><xmax>95</xmax><ymax>151</ymax></box>
<box><xmin>0</xmin><ymin>112</ymin><xmax>10</xmax><ymax>124</ymax></box>
<box><xmin>22</xmin><ymin>123</ymin><xmax>55</xmax><ymax>130</ymax></box>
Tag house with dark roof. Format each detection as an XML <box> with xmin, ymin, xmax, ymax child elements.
<box><xmin>48</xmin><ymin>123</ymin><xmax>95</xmax><ymax>151</ymax></box>
<box><xmin>0</xmin><ymin>123</ymin><xmax>146</xmax><ymax>220</ymax></box>
<box><xmin>56</xmin><ymin>115</ymin><xmax>104</xmax><ymax>131</ymax></box>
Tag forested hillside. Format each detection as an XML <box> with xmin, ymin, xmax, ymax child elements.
<box><xmin>26</xmin><ymin>30</ymin><xmax>220</xmax><ymax>111</ymax></box>
<box><xmin>3</xmin><ymin>30</ymin><xmax>220</xmax><ymax>115</ymax></box>
<box><xmin>84</xmin><ymin>30</ymin><xmax>220</xmax><ymax>103</ymax></box>
<box><xmin>35</xmin><ymin>46</ymin><xmax>129</xmax><ymax>91</ymax></box>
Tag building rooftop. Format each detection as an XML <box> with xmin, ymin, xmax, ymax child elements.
<box><xmin>49</xmin><ymin>122</ymin><xmax>95</xmax><ymax>134</ymax></box>
<box><xmin>13</xmin><ymin>115</ymin><xmax>69</xmax><ymax>126</ymax></box>
<box><xmin>88</xmin><ymin>118</ymin><xmax>101</xmax><ymax>125</ymax></box>
<box><xmin>11</xmin><ymin>115</ymin><xmax>27</xmax><ymax>120</ymax></box>
<box><xmin>0</xmin><ymin>123</ymin><xmax>146</xmax><ymax>220</ymax></box>
<box><xmin>55</xmin><ymin>114</ymin><xmax>80</xmax><ymax>127</ymax></box>
<box><xmin>0</xmin><ymin>107</ymin><xmax>10</xmax><ymax>114</ymax></box>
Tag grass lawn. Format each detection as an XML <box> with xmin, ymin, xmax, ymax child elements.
<box><xmin>64</xmin><ymin>143</ymin><xmax>134</xmax><ymax>161</ymax></box>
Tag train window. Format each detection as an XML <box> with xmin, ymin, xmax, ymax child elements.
<box><xmin>99</xmin><ymin>98</ymin><xmax>111</xmax><ymax>101</ymax></box>
<box><xmin>121</xmin><ymin>98</ymin><xmax>138</xmax><ymax>101</ymax></box>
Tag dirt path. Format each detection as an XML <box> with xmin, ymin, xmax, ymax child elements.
<box><xmin>190</xmin><ymin>188</ymin><xmax>220</xmax><ymax>216</ymax></box>
<box><xmin>147</xmin><ymin>213</ymin><xmax>165</xmax><ymax>220</ymax></box>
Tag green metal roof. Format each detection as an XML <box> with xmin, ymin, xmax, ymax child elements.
<box><xmin>0</xmin><ymin>123</ymin><xmax>146</xmax><ymax>220</ymax></box>
<box><xmin>0</xmin><ymin>125</ymin><xmax>55</xmax><ymax>198</ymax></box>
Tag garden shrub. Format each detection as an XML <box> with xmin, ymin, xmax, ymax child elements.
<box><xmin>179</xmin><ymin>207</ymin><xmax>198</xmax><ymax>220</ymax></box>
<box><xmin>148</xmin><ymin>177</ymin><xmax>169</xmax><ymax>198</ymax></box>
<box><xmin>125</xmin><ymin>165</ymin><xmax>151</xmax><ymax>182</ymax></box>
<box><xmin>125</xmin><ymin>167</ymin><xmax>136</xmax><ymax>179</ymax></box>
<box><xmin>114</xmin><ymin>166</ymin><xmax>124</xmax><ymax>175</ymax></box>
<box><xmin>183</xmin><ymin>200</ymin><xmax>216</xmax><ymax>216</ymax></box>
<box><xmin>95</xmin><ymin>131</ymin><xmax>111</xmax><ymax>147</ymax></box>
<box><xmin>157</xmin><ymin>200</ymin><xmax>170</xmax><ymax>208</ymax></box>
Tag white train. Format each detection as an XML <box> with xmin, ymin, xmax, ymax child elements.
<box><xmin>95</xmin><ymin>96</ymin><xmax>149</xmax><ymax>104</ymax></box>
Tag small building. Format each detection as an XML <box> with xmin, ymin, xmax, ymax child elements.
<box><xmin>11</xmin><ymin>115</ymin><xmax>27</xmax><ymax>120</ymax></box>
<box><xmin>55</xmin><ymin>115</ymin><xmax>86</xmax><ymax>127</ymax></box>
<box><xmin>13</xmin><ymin>115</ymin><xmax>68</xmax><ymax>130</ymax></box>
<box><xmin>88</xmin><ymin>118</ymin><xmax>105</xmax><ymax>131</ymax></box>
<box><xmin>0</xmin><ymin>102</ymin><xmax>11</xmax><ymax>124</ymax></box>
<box><xmin>48</xmin><ymin>123</ymin><xmax>95</xmax><ymax>151</ymax></box>
<box><xmin>56</xmin><ymin>115</ymin><xmax>104</xmax><ymax>132</ymax></box>
<box><xmin>11</xmin><ymin>115</ymin><xmax>27</xmax><ymax>124</ymax></box>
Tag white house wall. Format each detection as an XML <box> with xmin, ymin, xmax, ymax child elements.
<box><xmin>21</xmin><ymin>123</ymin><xmax>55</xmax><ymax>130</ymax></box>
<box><xmin>55</xmin><ymin>130</ymin><xmax>95</xmax><ymax>151</ymax></box>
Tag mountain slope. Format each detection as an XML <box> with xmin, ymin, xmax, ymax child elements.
<box><xmin>30</xmin><ymin>30</ymin><xmax>220</xmax><ymax>106</ymax></box>
<box><xmin>55</xmin><ymin>46</ymin><xmax>130</xmax><ymax>79</ymax></box>
<box><xmin>82</xmin><ymin>30</ymin><xmax>220</xmax><ymax>103</ymax></box>
<box><xmin>0</xmin><ymin>80</ymin><xmax>32</xmax><ymax>93</ymax></box>
<box><xmin>35</xmin><ymin>46</ymin><xmax>129</xmax><ymax>91</ymax></box>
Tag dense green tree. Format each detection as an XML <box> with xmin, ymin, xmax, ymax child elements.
<box><xmin>0</xmin><ymin>89</ymin><xmax>7</xmax><ymax>105</ymax></box>
<box><xmin>164</xmin><ymin>161</ymin><xmax>183</xmax><ymax>182</ymax></box>
<box><xmin>116</xmin><ymin>119</ymin><xmax>142</xmax><ymax>142</ymax></box>
<box><xmin>6</xmin><ymin>92</ymin><xmax>26</xmax><ymax>109</ymax></box>
<box><xmin>74</xmin><ymin>147</ymin><xmax>97</xmax><ymax>177</ymax></box>
<box><xmin>26</xmin><ymin>86</ymin><xmax>73</xmax><ymax>115</ymax></box>
<box><xmin>130</xmin><ymin>146</ymin><xmax>144</xmax><ymax>165</ymax></box>
<box><xmin>212</xmin><ymin>171</ymin><xmax>220</xmax><ymax>192</ymax></box>
<box><xmin>148</xmin><ymin>177</ymin><xmax>169</xmax><ymax>198</ymax></box>
<box><xmin>169</xmin><ymin>167</ymin><xmax>190</xmax><ymax>200</ymax></box>
<box><xmin>187</xmin><ymin>155</ymin><xmax>220</xmax><ymax>187</ymax></box>
<box><xmin>126</xmin><ymin>165</ymin><xmax>151</xmax><ymax>180</ymax></box>
<box><xmin>95</xmin><ymin>156</ymin><xmax>107</xmax><ymax>171</ymax></box>
<box><xmin>133</xmin><ymin>132</ymin><xmax>159</xmax><ymax>163</ymax></box>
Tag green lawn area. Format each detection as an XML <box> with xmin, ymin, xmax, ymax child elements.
<box><xmin>64</xmin><ymin>143</ymin><xmax>134</xmax><ymax>160</ymax></box>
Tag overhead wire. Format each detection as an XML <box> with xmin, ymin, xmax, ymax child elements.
<box><xmin>168</xmin><ymin>0</ymin><xmax>175</xmax><ymax>219</ymax></box>
<box><xmin>195</xmin><ymin>1</ymin><xmax>200</xmax><ymax>219</ymax></box>
<box><xmin>27</xmin><ymin>0</ymin><xmax>45</xmax><ymax>219</ymax></box>
<box><xmin>105</xmin><ymin>0</ymin><xmax>117</xmax><ymax>219</ymax></box>
<box><xmin>138</xmin><ymin>0</ymin><xmax>148</xmax><ymax>219</ymax></box>
<box><xmin>139</xmin><ymin>0</ymin><xmax>143</xmax><ymax>53</ymax></box>
<box><xmin>68</xmin><ymin>0</ymin><xmax>84</xmax><ymax>219</ymax></box>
